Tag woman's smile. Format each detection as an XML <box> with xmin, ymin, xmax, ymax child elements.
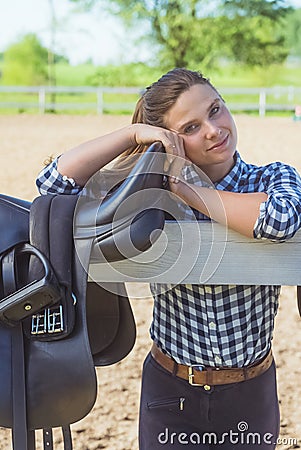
<box><xmin>207</xmin><ymin>133</ymin><xmax>230</xmax><ymax>152</ymax></box>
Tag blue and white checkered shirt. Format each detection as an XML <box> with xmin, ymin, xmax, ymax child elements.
<box><xmin>36</xmin><ymin>151</ymin><xmax>301</xmax><ymax>368</ymax></box>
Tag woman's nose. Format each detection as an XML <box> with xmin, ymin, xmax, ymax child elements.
<box><xmin>204</xmin><ymin>121</ymin><xmax>220</xmax><ymax>139</ymax></box>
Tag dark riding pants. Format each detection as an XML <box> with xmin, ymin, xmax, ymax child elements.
<box><xmin>139</xmin><ymin>353</ymin><xmax>280</xmax><ymax>449</ymax></box>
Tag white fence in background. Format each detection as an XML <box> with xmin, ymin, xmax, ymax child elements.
<box><xmin>0</xmin><ymin>86</ymin><xmax>301</xmax><ymax>116</ymax></box>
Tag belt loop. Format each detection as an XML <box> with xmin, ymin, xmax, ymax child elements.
<box><xmin>172</xmin><ymin>361</ymin><xmax>178</xmax><ymax>377</ymax></box>
<box><xmin>243</xmin><ymin>367</ymin><xmax>250</xmax><ymax>381</ymax></box>
<box><xmin>206</xmin><ymin>367</ymin><xmax>213</xmax><ymax>385</ymax></box>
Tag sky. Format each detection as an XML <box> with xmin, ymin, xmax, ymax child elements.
<box><xmin>1</xmin><ymin>0</ymin><xmax>301</xmax><ymax>66</ymax></box>
<box><xmin>0</xmin><ymin>0</ymin><xmax>151</xmax><ymax>65</ymax></box>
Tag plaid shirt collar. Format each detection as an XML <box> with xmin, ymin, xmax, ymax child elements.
<box><xmin>215</xmin><ymin>151</ymin><xmax>243</xmax><ymax>190</ymax></box>
<box><xmin>181</xmin><ymin>151</ymin><xmax>243</xmax><ymax>191</ymax></box>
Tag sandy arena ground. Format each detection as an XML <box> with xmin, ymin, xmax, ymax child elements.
<box><xmin>0</xmin><ymin>114</ymin><xmax>300</xmax><ymax>449</ymax></box>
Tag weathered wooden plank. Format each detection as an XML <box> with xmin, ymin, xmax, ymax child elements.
<box><xmin>88</xmin><ymin>222</ymin><xmax>301</xmax><ymax>285</ymax></box>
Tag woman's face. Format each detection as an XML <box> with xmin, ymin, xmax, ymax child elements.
<box><xmin>164</xmin><ymin>83</ymin><xmax>238</xmax><ymax>182</ymax></box>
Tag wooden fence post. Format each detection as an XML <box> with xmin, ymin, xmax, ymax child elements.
<box><xmin>259</xmin><ymin>89</ymin><xmax>266</xmax><ymax>117</ymax></box>
<box><xmin>38</xmin><ymin>88</ymin><xmax>46</xmax><ymax>114</ymax></box>
<box><xmin>97</xmin><ymin>88</ymin><xmax>104</xmax><ymax>114</ymax></box>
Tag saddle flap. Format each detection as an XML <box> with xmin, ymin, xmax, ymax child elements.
<box><xmin>86</xmin><ymin>282</ymin><xmax>136</xmax><ymax>366</ymax></box>
<box><xmin>0</xmin><ymin>194</ymin><xmax>30</xmax><ymax>254</ymax></box>
<box><xmin>86</xmin><ymin>283</ymin><xmax>120</xmax><ymax>355</ymax></box>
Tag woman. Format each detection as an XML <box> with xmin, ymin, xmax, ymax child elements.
<box><xmin>37</xmin><ymin>68</ymin><xmax>301</xmax><ymax>449</ymax></box>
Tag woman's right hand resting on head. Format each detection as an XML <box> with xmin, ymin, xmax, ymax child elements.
<box><xmin>57</xmin><ymin>123</ymin><xmax>187</xmax><ymax>187</ymax></box>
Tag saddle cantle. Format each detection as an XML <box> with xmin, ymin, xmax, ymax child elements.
<box><xmin>0</xmin><ymin>142</ymin><xmax>166</xmax><ymax>449</ymax></box>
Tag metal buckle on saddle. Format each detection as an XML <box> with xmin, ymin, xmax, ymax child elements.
<box><xmin>30</xmin><ymin>292</ymin><xmax>76</xmax><ymax>337</ymax></box>
<box><xmin>31</xmin><ymin>305</ymin><xmax>64</xmax><ymax>335</ymax></box>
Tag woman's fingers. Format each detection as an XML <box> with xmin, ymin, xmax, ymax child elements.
<box><xmin>131</xmin><ymin>123</ymin><xmax>188</xmax><ymax>178</ymax></box>
<box><xmin>163</xmin><ymin>137</ymin><xmax>187</xmax><ymax>180</ymax></box>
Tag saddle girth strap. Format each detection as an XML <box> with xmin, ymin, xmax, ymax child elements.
<box><xmin>11</xmin><ymin>325</ymin><xmax>36</xmax><ymax>450</ymax></box>
<box><xmin>42</xmin><ymin>426</ymin><xmax>72</xmax><ymax>450</ymax></box>
<box><xmin>2</xmin><ymin>249</ymin><xmax>35</xmax><ymax>450</ymax></box>
<box><xmin>43</xmin><ymin>429</ymin><xmax>53</xmax><ymax>449</ymax></box>
<box><xmin>62</xmin><ymin>426</ymin><xmax>73</xmax><ymax>450</ymax></box>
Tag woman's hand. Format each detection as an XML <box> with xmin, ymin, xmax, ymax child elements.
<box><xmin>131</xmin><ymin>123</ymin><xmax>183</xmax><ymax>152</ymax></box>
<box><xmin>131</xmin><ymin>123</ymin><xmax>190</xmax><ymax>183</ymax></box>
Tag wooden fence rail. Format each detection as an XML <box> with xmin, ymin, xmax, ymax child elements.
<box><xmin>0</xmin><ymin>86</ymin><xmax>301</xmax><ymax>116</ymax></box>
<box><xmin>88</xmin><ymin>222</ymin><xmax>301</xmax><ymax>286</ymax></box>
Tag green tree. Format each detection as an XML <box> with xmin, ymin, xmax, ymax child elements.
<box><xmin>69</xmin><ymin>0</ymin><xmax>291</xmax><ymax>69</ymax></box>
<box><xmin>285</xmin><ymin>7</ymin><xmax>301</xmax><ymax>59</ymax></box>
<box><xmin>2</xmin><ymin>33</ymin><xmax>48</xmax><ymax>85</ymax></box>
<box><xmin>221</xmin><ymin>0</ymin><xmax>291</xmax><ymax>66</ymax></box>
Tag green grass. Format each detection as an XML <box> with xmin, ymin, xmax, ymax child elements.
<box><xmin>208</xmin><ymin>63</ymin><xmax>301</xmax><ymax>88</ymax></box>
<box><xmin>50</xmin><ymin>62</ymin><xmax>301</xmax><ymax>89</ymax></box>
<box><xmin>55</xmin><ymin>63</ymin><xmax>97</xmax><ymax>86</ymax></box>
<box><xmin>53</xmin><ymin>62</ymin><xmax>163</xmax><ymax>87</ymax></box>
<box><xmin>1</xmin><ymin>60</ymin><xmax>301</xmax><ymax>89</ymax></box>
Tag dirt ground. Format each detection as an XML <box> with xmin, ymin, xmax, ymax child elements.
<box><xmin>0</xmin><ymin>113</ymin><xmax>300</xmax><ymax>449</ymax></box>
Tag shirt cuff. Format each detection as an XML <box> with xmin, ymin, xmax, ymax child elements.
<box><xmin>253</xmin><ymin>200</ymin><xmax>267</xmax><ymax>239</ymax></box>
<box><xmin>55</xmin><ymin>157</ymin><xmax>77</xmax><ymax>187</ymax></box>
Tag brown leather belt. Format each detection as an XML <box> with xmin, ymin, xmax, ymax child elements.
<box><xmin>151</xmin><ymin>343</ymin><xmax>273</xmax><ymax>387</ymax></box>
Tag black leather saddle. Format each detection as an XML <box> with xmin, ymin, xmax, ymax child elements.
<box><xmin>0</xmin><ymin>142</ymin><xmax>166</xmax><ymax>449</ymax></box>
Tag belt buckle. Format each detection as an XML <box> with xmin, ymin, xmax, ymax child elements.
<box><xmin>188</xmin><ymin>366</ymin><xmax>204</xmax><ymax>386</ymax></box>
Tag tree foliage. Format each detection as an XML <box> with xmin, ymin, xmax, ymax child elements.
<box><xmin>2</xmin><ymin>34</ymin><xmax>49</xmax><ymax>85</ymax></box>
<box><xmin>222</xmin><ymin>0</ymin><xmax>291</xmax><ymax>66</ymax></box>
<box><xmin>69</xmin><ymin>0</ymin><xmax>292</xmax><ymax>69</ymax></box>
<box><xmin>285</xmin><ymin>7</ymin><xmax>301</xmax><ymax>59</ymax></box>
<box><xmin>87</xmin><ymin>62</ymin><xmax>164</xmax><ymax>86</ymax></box>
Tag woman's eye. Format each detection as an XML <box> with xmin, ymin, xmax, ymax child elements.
<box><xmin>210</xmin><ymin>105</ymin><xmax>220</xmax><ymax>116</ymax></box>
<box><xmin>184</xmin><ymin>124</ymin><xmax>199</xmax><ymax>134</ymax></box>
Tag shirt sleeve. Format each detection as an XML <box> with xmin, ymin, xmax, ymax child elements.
<box><xmin>253</xmin><ymin>163</ymin><xmax>301</xmax><ymax>241</ymax></box>
<box><xmin>36</xmin><ymin>157</ymin><xmax>83</xmax><ymax>195</ymax></box>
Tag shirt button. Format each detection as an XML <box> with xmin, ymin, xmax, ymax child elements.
<box><xmin>215</xmin><ymin>356</ymin><xmax>222</xmax><ymax>364</ymax></box>
<box><xmin>62</xmin><ymin>175</ymin><xmax>75</xmax><ymax>184</ymax></box>
<box><xmin>209</xmin><ymin>322</ymin><xmax>216</xmax><ymax>329</ymax></box>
